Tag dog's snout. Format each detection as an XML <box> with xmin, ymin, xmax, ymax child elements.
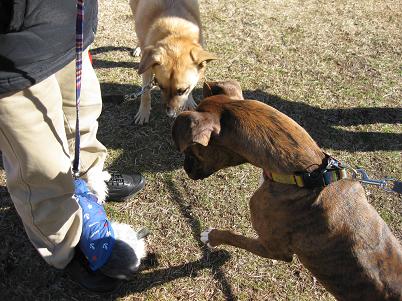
<box><xmin>166</xmin><ymin>107</ymin><xmax>177</xmax><ymax>118</ymax></box>
<box><xmin>183</xmin><ymin>155</ymin><xmax>195</xmax><ymax>175</ymax></box>
<box><xmin>183</xmin><ymin>154</ymin><xmax>210</xmax><ymax>180</ymax></box>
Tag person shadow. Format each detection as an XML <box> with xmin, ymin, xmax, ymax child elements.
<box><xmin>0</xmin><ymin>164</ymin><xmax>234</xmax><ymax>300</ymax></box>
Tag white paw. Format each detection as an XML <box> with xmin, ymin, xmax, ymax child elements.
<box><xmin>183</xmin><ymin>95</ymin><xmax>197</xmax><ymax>110</ymax></box>
<box><xmin>131</xmin><ymin>46</ymin><xmax>141</xmax><ymax>57</ymax></box>
<box><xmin>86</xmin><ymin>169</ymin><xmax>109</xmax><ymax>204</ymax></box>
<box><xmin>101</xmin><ymin>170</ymin><xmax>112</xmax><ymax>182</ymax></box>
<box><xmin>135</xmin><ymin>105</ymin><xmax>151</xmax><ymax>124</ymax></box>
<box><xmin>200</xmin><ymin>227</ymin><xmax>215</xmax><ymax>248</ymax></box>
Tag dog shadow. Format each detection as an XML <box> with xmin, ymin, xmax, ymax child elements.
<box><xmin>92</xmin><ymin>45</ymin><xmax>401</xmax><ymax>176</ymax></box>
<box><xmin>90</xmin><ymin>46</ymin><xmax>139</xmax><ymax>69</ymax></box>
<box><xmin>97</xmin><ymin>82</ymin><xmax>185</xmax><ymax>174</ymax></box>
<box><xmin>114</xmin><ymin>249</ymin><xmax>231</xmax><ymax>297</ymax></box>
<box><xmin>97</xmin><ymin>83</ymin><xmax>401</xmax><ymax>177</ymax></box>
<box><xmin>244</xmin><ymin>89</ymin><xmax>401</xmax><ymax>152</ymax></box>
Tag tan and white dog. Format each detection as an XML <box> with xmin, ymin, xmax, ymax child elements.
<box><xmin>129</xmin><ymin>0</ymin><xmax>217</xmax><ymax>124</ymax></box>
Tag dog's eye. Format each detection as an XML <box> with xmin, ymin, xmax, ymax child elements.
<box><xmin>176</xmin><ymin>87</ymin><xmax>189</xmax><ymax>96</ymax></box>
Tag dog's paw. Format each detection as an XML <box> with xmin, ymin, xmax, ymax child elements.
<box><xmin>200</xmin><ymin>227</ymin><xmax>215</xmax><ymax>248</ymax></box>
<box><xmin>135</xmin><ymin>106</ymin><xmax>151</xmax><ymax>124</ymax></box>
<box><xmin>86</xmin><ymin>170</ymin><xmax>110</xmax><ymax>204</ymax></box>
<box><xmin>131</xmin><ymin>46</ymin><xmax>141</xmax><ymax>57</ymax></box>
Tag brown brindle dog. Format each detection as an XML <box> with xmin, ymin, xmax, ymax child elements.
<box><xmin>172</xmin><ymin>81</ymin><xmax>402</xmax><ymax>301</ymax></box>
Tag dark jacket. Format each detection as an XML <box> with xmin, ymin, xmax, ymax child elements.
<box><xmin>0</xmin><ymin>0</ymin><xmax>98</xmax><ymax>94</ymax></box>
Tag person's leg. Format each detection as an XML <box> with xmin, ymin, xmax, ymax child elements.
<box><xmin>55</xmin><ymin>49</ymin><xmax>109</xmax><ymax>202</ymax></box>
<box><xmin>0</xmin><ymin>76</ymin><xmax>82</xmax><ymax>269</ymax></box>
<box><xmin>57</xmin><ymin>49</ymin><xmax>145</xmax><ymax>203</ymax></box>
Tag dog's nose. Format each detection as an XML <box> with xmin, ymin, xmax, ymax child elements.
<box><xmin>166</xmin><ymin>107</ymin><xmax>177</xmax><ymax>118</ymax></box>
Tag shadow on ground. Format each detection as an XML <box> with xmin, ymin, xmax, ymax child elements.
<box><xmin>89</xmin><ymin>45</ymin><xmax>402</xmax><ymax>175</ymax></box>
<box><xmin>115</xmin><ymin>249</ymin><xmax>231</xmax><ymax>296</ymax></box>
<box><xmin>0</xmin><ymin>45</ymin><xmax>400</xmax><ymax>300</ymax></box>
<box><xmin>0</xmin><ymin>182</ymin><xmax>233</xmax><ymax>300</ymax></box>
<box><xmin>96</xmin><ymin>82</ymin><xmax>401</xmax><ymax>176</ymax></box>
<box><xmin>245</xmin><ymin>90</ymin><xmax>402</xmax><ymax>152</ymax></box>
<box><xmin>91</xmin><ymin>46</ymin><xmax>139</xmax><ymax>69</ymax></box>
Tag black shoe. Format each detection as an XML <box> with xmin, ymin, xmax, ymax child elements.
<box><xmin>105</xmin><ymin>171</ymin><xmax>145</xmax><ymax>202</ymax></box>
<box><xmin>65</xmin><ymin>248</ymin><xmax>121</xmax><ymax>293</ymax></box>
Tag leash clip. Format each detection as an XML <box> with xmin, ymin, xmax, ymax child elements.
<box><xmin>124</xmin><ymin>76</ymin><xmax>158</xmax><ymax>102</ymax></box>
<box><xmin>352</xmin><ymin>168</ymin><xmax>401</xmax><ymax>193</ymax></box>
<box><xmin>72</xmin><ymin>169</ymin><xmax>80</xmax><ymax>180</ymax></box>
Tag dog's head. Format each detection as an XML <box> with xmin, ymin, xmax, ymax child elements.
<box><xmin>172</xmin><ymin>101</ymin><xmax>246</xmax><ymax>179</ymax></box>
<box><xmin>100</xmin><ymin>223</ymin><xmax>154</xmax><ymax>280</ymax></box>
<box><xmin>138</xmin><ymin>40</ymin><xmax>217</xmax><ymax>117</ymax></box>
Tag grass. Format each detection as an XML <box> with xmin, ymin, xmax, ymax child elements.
<box><xmin>0</xmin><ymin>0</ymin><xmax>401</xmax><ymax>300</ymax></box>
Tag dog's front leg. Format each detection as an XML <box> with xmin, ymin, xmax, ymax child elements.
<box><xmin>201</xmin><ymin>228</ymin><xmax>292</xmax><ymax>262</ymax></box>
<box><xmin>135</xmin><ymin>70</ymin><xmax>153</xmax><ymax>124</ymax></box>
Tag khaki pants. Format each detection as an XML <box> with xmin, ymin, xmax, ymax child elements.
<box><xmin>0</xmin><ymin>50</ymin><xmax>106</xmax><ymax>269</ymax></box>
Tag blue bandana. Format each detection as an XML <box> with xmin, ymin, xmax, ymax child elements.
<box><xmin>74</xmin><ymin>179</ymin><xmax>115</xmax><ymax>271</ymax></box>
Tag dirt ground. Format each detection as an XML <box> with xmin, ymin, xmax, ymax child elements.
<box><xmin>0</xmin><ymin>0</ymin><xmax>401</xmax><ymax>300</ymax></box>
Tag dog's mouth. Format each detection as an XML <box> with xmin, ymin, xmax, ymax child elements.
<box><xmin>166</xmin><ymin>100</ymin><xmax>189</xmax><ymax>118</ymax></box>
<box><xmin>166</xmin><ymin>106</ymin><xmax>178</xmax><ymax>118</ymax></box>
<box><xmin>184</xmin><ymin>156</ymin><xmax>213</xmax><ymax>180</ymax></box>
<box><xmin>187</xmin><ymin>171</ymin><xmax>210</xmax><ymax>180</ymax></box>
<box><xmin>163</xmin><ymin>92</ymin><xmax>191</xmax><ymax>118</ymax></box>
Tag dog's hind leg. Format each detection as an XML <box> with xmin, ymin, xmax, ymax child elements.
<box><xmin>201</xmin><ymin>228</ymin><xmax>292</xmax><ymax>262</ymax></box>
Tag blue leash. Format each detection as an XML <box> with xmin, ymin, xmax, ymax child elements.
<box><xmin>72</xmin><ymin>1</ymin><xmax>117</xmax><ymax>271</ymax></box>
<box><xmin>73</xmin><ymin>0</ymin><xmax>84</xmax><ymax>178</ymax></box>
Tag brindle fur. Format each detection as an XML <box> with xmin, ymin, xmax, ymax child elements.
<box><xmin>172</xmin><ymin>81</ymin><xmax>402</xmax><ymax>301</ymax></box>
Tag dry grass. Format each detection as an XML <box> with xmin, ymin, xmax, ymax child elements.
<box><xmin>0</xmin><ymin>0</ymin><xmax>401</xmax><ymax>300</ymax></box>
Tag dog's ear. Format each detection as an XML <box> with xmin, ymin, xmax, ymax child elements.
<box><xmin>138</xmin><ymin>46</ymin><xmax>162</xmax><ymax>74</ymax></box>
<box><xmin>172</xmin><ymin>111</ymin><xmax>221</xmax><ymax>152</ymax></box>
<box><xmin>203</xmin><ymin>82</ymin><xmax>214</xmax><ymax>98</ymax></box>
<box><xmin>190</xmin><ymin>47</ymin><xmax>218</xmax><ymax>67</ymax></box>
<box><xmin>203</xmin><ymin>81</ymin><xmax>244</xmax><ymax>100</ymax></box>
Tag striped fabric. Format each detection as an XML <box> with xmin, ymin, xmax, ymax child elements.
<box><xmin>73</xmin><ymin>0</ymin><xmax>85</xmax><ymax>176</ymax></box>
